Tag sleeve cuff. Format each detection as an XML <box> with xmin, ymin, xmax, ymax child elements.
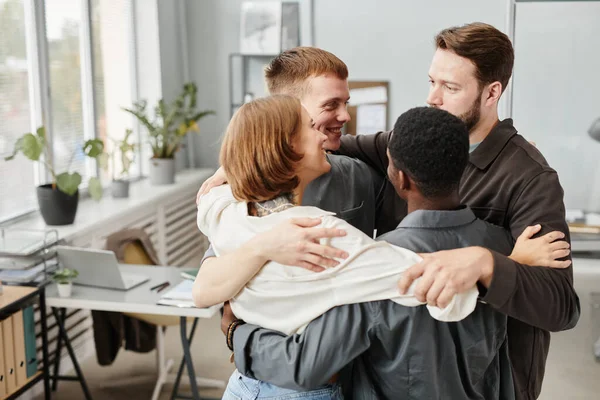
<box><xmin>200</xmin><ymin>244</ymin><xmax>216</xmax><ymax>266</ymax></box>
<box><xmin>481</xmin><ymin>250</ymin><xmax>518</xmax><ymax>309</ymax></box>
<box><xmin>233</xmin><ymin>324</ymin><xmax>262</xmax><ymax>377</ymax></box>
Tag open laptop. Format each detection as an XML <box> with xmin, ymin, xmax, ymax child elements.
<box><xmin>56</xmin><ymin>246</ymin><xmax>149</xmax><ymax>290</ymax></box>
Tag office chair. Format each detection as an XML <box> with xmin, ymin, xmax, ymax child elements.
<box><xmin>104</xmin><ymin>228</ymin><xmax>224</xmax><ymax>400</ymax></box>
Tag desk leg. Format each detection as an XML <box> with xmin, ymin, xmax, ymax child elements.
<box><xmin>52</xmin><ymin>308</ymin><xmax>66</xmax><ymax>391</ymax></box>
<box><xmin>171</xmin><ymin>317</ymin><xmax>199</xmax><ymax>400</ymax></box>
<box><xmin>39</xmin><ymin>289</ymin><xmax>51</xmax><ymax>400</ymax></box>
<box><xmin>51</xmin><ymin>307</ymin><xmax>93</xmax><ymax>400</ymax></box>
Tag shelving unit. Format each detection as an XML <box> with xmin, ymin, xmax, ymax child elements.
<box><xmin>0</xmin><ymin>285</ymin><xmax>50</xmax><ymax>400</ymax></box>
<box><xmin>0</xmin><ymin>228</ymin><xmax>57</xmax><ymax>400</ymax></box>
<box><xmin>228</xmin><ymin>53</ymin><xmax>278</xmax><ymax>117</ymax></box>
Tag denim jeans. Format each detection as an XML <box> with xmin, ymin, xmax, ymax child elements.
<box><xmin>222</xmin><ymin>369</ymin><xmax>343</xmax><ymax>400</ymax></box>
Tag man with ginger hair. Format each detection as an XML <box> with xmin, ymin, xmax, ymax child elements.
<box><xmin>197</xmin><ymin>47</ymin><xmax>387</xmax><ymax>274</ymax></box>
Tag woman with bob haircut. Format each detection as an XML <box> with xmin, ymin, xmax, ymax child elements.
<box><xmin>194</xmin><ymin>95</ymin><xmax>562</xmax><ymax>400</ymax></box>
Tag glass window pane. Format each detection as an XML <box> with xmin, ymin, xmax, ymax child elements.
<box><xmin>45</xmin><ymin>0</ymin><xmax>87</xmax><ymax>184</ymax></box>
<box><xmin>0</xmin><ymin>0</ymin><xmax>36</xmax><ymax>221</ymax></box>
<box><xmin>91</xmin><ymin>0</ymin><xmax>139</xmax><ymax>182</ymax></box>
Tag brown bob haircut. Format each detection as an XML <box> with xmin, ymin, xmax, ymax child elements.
<box><xmin>435</xmin><ymin>22</ymin><xmax>514</xmax><ymax>94</ymax></box>
<box><xmin>220</xmin><ymin>95</ymin><xmax>304</xmax><ymax>202</ymax></box>
<box><xmin>265</xmin><ymin>46</ymin><xmax>349</xmax><ymax>97</ymax></box>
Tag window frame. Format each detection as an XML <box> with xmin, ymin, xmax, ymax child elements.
<box><xmin>1</xmin><ymin>0</ymin><xmax>142</xmax><ymax>224</ymax></box>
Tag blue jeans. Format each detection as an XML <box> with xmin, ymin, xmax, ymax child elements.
<box><xmin>222</xmin><ymin>369</ymin><xmax>343</xmax><ymax>400</ymax></box>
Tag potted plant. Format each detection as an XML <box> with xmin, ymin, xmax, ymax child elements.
<box><xmin>52</xmin><ymin>268</ymin><xmax>79</xmax><ymax>298</ymax></box>
<box><xmin>4</xmin><ymin>127</ymin><xmax>105</xmax><ymax>225</ymax></box>
<box><xmin>98</xmin><ymin>129</ymin><xmax>137</xmax><ymax>198</ymax></box>
<box><xmin>122</xmin><ymin>82</ymin><xmax>214</xmax><ymax>185</ymax></box>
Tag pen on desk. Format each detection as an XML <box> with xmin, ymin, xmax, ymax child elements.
<box><xmin>156</xmin><ymin>282</ymin><xmax>170</xmax><ymax>293</ymax></box>
<box><xmin>150</xmin><ymin>281</ymin><xmax>169</xmax><ymax>291</ymax></box>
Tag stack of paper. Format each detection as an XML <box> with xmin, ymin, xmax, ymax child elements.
<box><xmin>156</xmin><ymin>280</ymin><xmax>223</xmax><ymax>317</ymax></box>
<box><xmin>157</xmin><ymin>280</ymin><xmax>195</xmax><ymax>307</ymax></box>
<box><xmin>0</xmin><ymin>260</ymin><xmax>58</xmax><ymax>283</ymax></box>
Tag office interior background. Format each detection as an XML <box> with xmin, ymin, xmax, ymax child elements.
<box><xmin>0</xmin><ymin>0</ymin><xmax>599</xmax><ymax>399</ymax></box>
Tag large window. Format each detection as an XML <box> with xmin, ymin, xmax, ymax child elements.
<box><xmin>0</xmin><ymin>0</ymin><xmax>36</xmax><ymax>221</ymax></box>
<box><xmin>0</xmin><ymin>0</ymin><xmax>139</xmax><ymax>222</ymax></box>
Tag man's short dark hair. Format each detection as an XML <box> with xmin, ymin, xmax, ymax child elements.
<box><xmin>388</xmin><ymin>107</ymin><xmax>469</xmax><ymax>198</ymax></box>
<box><xmin>435</xmin><ymin>22</ymin><xmax>514</xmax><ymax>94</ymax></box>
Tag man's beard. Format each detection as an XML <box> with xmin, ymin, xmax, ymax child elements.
<box><xmin>459</xmin><ymin>96</ymin><xmax>482</xmax><ymax>132</ymax></box>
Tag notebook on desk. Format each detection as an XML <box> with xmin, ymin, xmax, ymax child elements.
<box><xmin>160</xmin><ymin>279</ymin><xmax>194</xmax><ymax>301</ymax></box>
<box><xmin>156</xmin><ymin>280</ymin><xmax>196</xmax><ymax>307</ymax></box>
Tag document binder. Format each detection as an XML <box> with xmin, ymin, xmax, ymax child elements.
<box><xmin>0</xmin><ymin>322</ymin><xmax>6</xmax><ymax>396</ymax></box>
<box><xmin>1</xmin><ymin>317</ymin><xmax>17</xmax><ymax>392</ymax></box>
<box><xmin>12</xmin><ymin>310</ymin><xmax>27</xmax><ymax>386</ymax></box>
<box><xmin>23</xmin><ymin>306</ymin><xmax>38</xmax><ymax>377</ymax></box>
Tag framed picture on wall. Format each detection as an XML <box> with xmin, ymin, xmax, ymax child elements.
<box><xmin>240</xmin><ymin>0</ymin><xmax>313</xmax><ymax>54</ymax></box>
<box><xmin>240</xmin><ymin>1</ymin><xmax>282</xmax><ymax>54</ymax></box>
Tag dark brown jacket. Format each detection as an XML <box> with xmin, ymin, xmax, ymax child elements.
<box><xmin>92</xmin><ymin>229</ymin><xmax>160</xmax><ymax>366</ymax></box>
<box><xmin>339</xmin><ymin>118</ymin><xmax>580</xmax><ymax>400</ymax></box>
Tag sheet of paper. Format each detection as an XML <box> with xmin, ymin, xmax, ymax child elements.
<box><xmin>356</xmin><ymin>104</ymin><xmax>387</xmax><ymax>135</ymax></box>
<box><xmin>160</xmin><ymin>279</ymin><xmax>194</xmax><ymax>301</ymax></box>
<box><xmin>348</xmin><ymin>86</ymin><xmax>387</xmax><ymax>105</ymax></box>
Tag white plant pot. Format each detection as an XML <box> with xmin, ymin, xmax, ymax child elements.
<box><xmin>57</xmin><ymin>282</ymin><xmax>72</xmax><ymax>298</ymax></box>
<box><xmin>111</xmin><ymin>179</ymin><xmax>130</xmax><ymax>198</ymax></box>
<box><xmin>149</xmin><ymin>158</ymin><xmax>176</xmax><ymax>185</ymax></box>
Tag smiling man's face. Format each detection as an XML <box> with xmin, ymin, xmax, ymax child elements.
<box><xmin>300</xmin><ymin>74</ymin><xmax>351</xmax><ymax>151</ymax></box>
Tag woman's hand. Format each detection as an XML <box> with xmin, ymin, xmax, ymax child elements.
<box><xmin>510</xmin><ymin>224</ymin><xmax>571</xmax><ymax>268</ymax></box>
<box><xmin>196</xmin><ymin>167</ymin><xmax>228</xmax><ymax>204</ymax></box>
<box><xmin>252</xmin><ymin>217</ymin><xmax>349</xmax><ymax>272</ymax></box>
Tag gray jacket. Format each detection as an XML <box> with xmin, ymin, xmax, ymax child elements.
<box><xmin>233</xmin><ymin>207</ymin><xmax>516</xmax><ymax>400</ymax></box>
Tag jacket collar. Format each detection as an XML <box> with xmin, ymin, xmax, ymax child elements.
<box><xmin>398</xmin><ymin>206</ymin><xmax>477</xmax><ymax>229</ymax></box>
<box><xmin>469</xmin><ymin>118</ymin><xmax>517</xmax><ymax>170</ymax></box>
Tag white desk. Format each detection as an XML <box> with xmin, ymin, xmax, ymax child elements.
<box><xmin>45</xmin><ymin>265</ymin><xmax>222</xmax><ymax>400</ymax></box>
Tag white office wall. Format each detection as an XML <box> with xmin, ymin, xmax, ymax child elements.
<box><xmin>183</xmin><ymin>0</ymin><xmax>508</xmax><ymax>168</ymax></box>
<box><xmin>314</xmin><ymin>0</ymin><xmax>507</xmax><ymax>127</ymax></box>
<box><xmin>511</xmin><ymin>1</ymin><xmax>600</xmax><ymax>211</ymax></box>
<box><xmin>181</xmin><ymin>0</ymin><xmax>600</xmax><ymax>213</ymax></box>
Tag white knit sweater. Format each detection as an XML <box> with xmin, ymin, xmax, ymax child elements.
<box><xmin>197</xmin><ymin>185</ymin><xmax>478</xmax><ymax>335</ymax></box>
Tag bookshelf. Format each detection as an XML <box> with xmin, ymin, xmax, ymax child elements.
<box><xmin>0</xmin><ymin>285</ymin><xmax>50</xmax><ymax>400</ymax></box>
<box><xmin>0</xmin><ymin>228</ymin><xmax>54</xmax><ymax>400</ymax></box>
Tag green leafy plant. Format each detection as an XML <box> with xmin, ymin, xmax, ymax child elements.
<box><xmin>4</xmin><ymin>127</ymin><xmax>105</xmax><ymax>200</ymax></box>
<box><xmin>97</xmin><ymin>129</ymin><xmax>137</xmax><ymax>181</ymax></box>
<box><xmin>122</xmin><ymin>82</ymin><xmax>214</xmax><ymax>159</ymax></box>
<box><xmin>52</xmin><ymin>268</ymin><xmax>79</xmax><ymax>284</ymax></box>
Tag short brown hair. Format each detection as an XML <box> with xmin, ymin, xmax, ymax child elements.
<box><xmin>220</xmin><ymin>95</ymin><xmax>304</xmax><ymax>202</ymax></box>
<box><xmin>435</xmin><ymin>22</ymin><xmax>514</xmax><ymax>93</ymax></box>
<box><xmin>265</xmin><ymin>47</ymin><xmax>349</xmax><ymax>96</ymax></box>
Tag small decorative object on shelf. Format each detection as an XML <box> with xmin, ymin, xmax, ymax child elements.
<box><xmin>122</xmin><ymin>82</ymin><xmax>215</xmax><ymax>185</ymax></box>
<box><xmin>52</xmin><ymin>268</ymin><xmax>78</xmax><ymax>298</ymax></box>
<box><xmin>3</xmin><ymin>127</ymin><xmax>106</xmax><ymax>225</ymax></box>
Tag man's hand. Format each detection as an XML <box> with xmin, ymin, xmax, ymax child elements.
<box><xmin>196</xmin><ymin>167</ymin><xmax>227</xmax><ymax>205</ymax></box>
<box><xmin>251</xmin><ymin>217</ymin><xmax>349</xmax><ymax>272</ymax></box>
<box><xmin>510</xmin><ymin>224</ymin><xmax>571</xmax><ymax>268</ymax></box>
<box><xmin>398</xmin><ymin>247</ymin><xmax>493</xmax><ymax>308</ymax></box>
<box><xmin>220</xmin><ymin>302</ymin><xmax>236</xmax><ymax>336</ymax></box>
